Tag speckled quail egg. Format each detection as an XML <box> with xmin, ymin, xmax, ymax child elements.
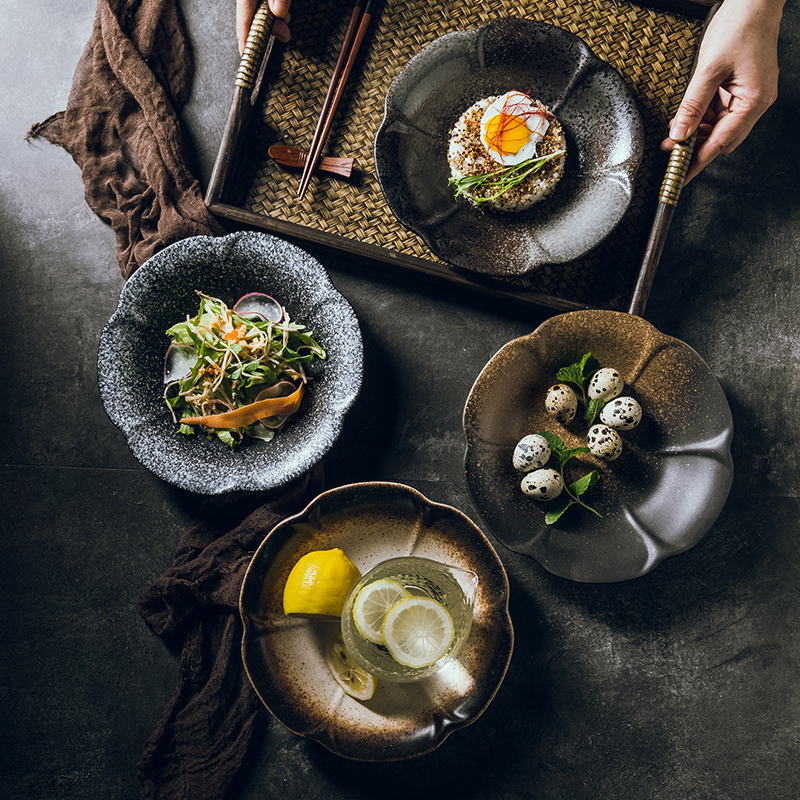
<box><xmin>544</xmin><ymin>383</ymin><xmax>578</xmax><ymax>425</ymax></box>
<box><xmin>588</xmin><ymin>368</ymin><xmax>624</xmax><ymax>402</ymax></box>
<box><xmin>512</xmin><ymin>433</ymin><xmax>551</xmax><ymax>472</ymax></box>
<box><xmin>600</xmin><ymin>396</ymin><xmax>642</xmax><ymax>430</ymax></box>
<box><xmin>521</xmin><ymin>468</ymin><xmax>564</xmax><ymax>500</ymax></box>
<box><xmin>587</xmin><ymin>424</ymin><xmax>623</xmax><ymax>461</ymax></box>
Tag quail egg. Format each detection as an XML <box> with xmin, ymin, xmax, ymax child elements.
<box><xmin>521</xmin><ymin>468</ymin><xmax>564</xmax><ymax>500</ymax></box>
<box><xmin>587</xmin><ymin>424</ymin><xmax>623</xmax><ymax>461</ymax></box>
<box><xmin>600</xmin><ymin>396</ymin><xmax>642</xmax><ymax>430</ymax></box>
<box><xmin>544</xmin><ymin>383</ymin><xmax>578</xmax><ymax>424</ymax></box>
<box><xmin>513</xmin><ymin>433</ymin><xmax>551</xmax><ymax>472</ymax></box>
<box><xmin>588</xmin><ymin>368</ymin><xmax>624</xmax><ymax>402</ymax></box>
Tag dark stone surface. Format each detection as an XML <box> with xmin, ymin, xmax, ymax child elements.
<box><xmin>2</xmin><ymin>1</ymin><xmax>798</xmax><ymax>798</ymax></box>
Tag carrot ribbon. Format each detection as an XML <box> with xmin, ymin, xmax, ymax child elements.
<box><xmin>181</xmin><ymin>384</ymin><xmax>304</xmax><ymax>429</ymax></box>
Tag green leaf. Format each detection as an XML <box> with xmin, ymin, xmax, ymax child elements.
<box><xmin>557</xmin><ymin>353</ymin><xmax>600</xmax><ymax>392</ymax></box>
<box><xmin>584</xmin><ymin>398</ymin><xmax>605</xmax><ymax>426</ymax></box>
<box><xmin>569</xmin><ymin>470</ymin><xmax>600</xmax><ymax>498</ymax></box>
<box><xmin>539</xmin><ymin>430</ymin><xmax>567</xmax><ymax>463</ymax></box>
<box><xmin>545</xmin><ymin>493</ymin><xmax>574</xmax><ymax>525</ymax></box>
<box><xmin>216</xmin><ymin>429</ymin><xmax>237</xmax><ymax>449</ymax></box>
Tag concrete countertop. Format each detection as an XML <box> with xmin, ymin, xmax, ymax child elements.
<box><xmin>2</xmin><ymin>1</ymin><xmax>798</xmax><ymax>798</ymax></box>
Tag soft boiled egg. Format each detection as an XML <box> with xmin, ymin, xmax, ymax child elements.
<box><xmin>480</xmin><ymin>91</ymin><xmax>550</xmax><ymax>165</ymax></box>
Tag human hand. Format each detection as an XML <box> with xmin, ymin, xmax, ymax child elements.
<box><xmin>660</xmin><ymin>0</ymin><xmax>785</xmax><ymax>184</ymax></box>
<box><xmin>236</xmin><ymin>0</ymin><xmax>292</xmax><ymax>54</ymax></box>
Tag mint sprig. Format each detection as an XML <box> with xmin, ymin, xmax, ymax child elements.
<box><xmin>538</xmin><ymin>431</ymin><xmax>602</xmax><ymax>525</ymax></box>
<box><xmin>556</xmin><ymin>353</ymin><xmax>605</xmax><ymax>425</ymax></box>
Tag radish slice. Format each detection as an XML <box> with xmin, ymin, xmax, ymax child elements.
<box><xmin>233</xmin><ymin>292</ymin><xmax>283</xmax><ymax>322</ymax></box>
<box><xmin>254</xmin><ymin>381</ymin><xmax>299</xmax><ymax>429</ymax></box>
<box><xmin>164</xmin><ymin>344</ymin><xmax>198</xmax><ymax>383</ymax></box>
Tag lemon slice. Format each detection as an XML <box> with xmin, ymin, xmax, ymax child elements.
<box><xmin>324</xmin><ymin>635</ymin><xmax>376</xmax><ymax>701</ymax></box>
<box><xmin>282</xmin><ymin>548</ymin><xmax>361</xmax><ymax>618</ymax></box>
<box><xmin>382</xmin><ymin>597</ymin><xmax>455</xmax><ymax>669</ymax></box>
<box><xmin>352</xmin><ymin>579</ymin><xmax>411</xmax><ymax>643</ymax></box>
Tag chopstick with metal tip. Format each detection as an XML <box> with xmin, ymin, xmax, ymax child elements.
<box><xmin>628</xmin><ymin>1</ymin><xmax>721</xmax><ymax>316</ymax></box>
<box><xmin>297</xmin><ymin>0</ymin><xmax>378</xmax><ymax>199</ymax></box>
<box><xmin>205</xmin><ymin>2</ymin><xmax>276</xmax><ymax>207</ymax></box>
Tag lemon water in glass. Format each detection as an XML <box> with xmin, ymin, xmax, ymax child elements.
<box><xmin>341</xmin><ymin>556</ymin><xmax>478</xmax><ymax>682</ymax></box>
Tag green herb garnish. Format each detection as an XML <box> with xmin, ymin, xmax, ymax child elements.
<box><xmin>556</xmin><ymin>352</ymin><xmax>605</xmax><ymax>426</ymax></box>
<box><xmin>538</xmin><ymin>431</ymin><xmax>602</xmax><ymax>524</ymax></box>
<box><xmin>449</xmin><ymin>150</ymin><xmax>566</xmax><ymax>204</ymax></box>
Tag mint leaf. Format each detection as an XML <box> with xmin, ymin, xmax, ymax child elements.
<box><xmin>555</xmin><ymin>362</ymin><xmax>585</xmax><ymax>387</ymax></box>
<box><xmin>569</xmin><ymin>470</ymin><xmax>600</xmax><ymax>497</ymax></box>
<box><xmin>539</xmin><ymin>430</ymin><xmax>567</xmax><ymax>461</ymax></box>
<box><xmin>584</xmin><ymin>397</ymin><xmax>605</xmax><ymax>426</ymax></box>
<box><xmin>556</xmin><ymin>352</ymin><xmax>600</xmax><ymax>406</ymax></box>
<box><xmin>545</xmin><ymin>493</ymin><xmax>574</xmax><ymax>525</ymax></box>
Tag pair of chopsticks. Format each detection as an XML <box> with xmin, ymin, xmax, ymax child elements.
<box><xmin>297</xmin><ymin>0</ymin><xmax>379</xmax><ymax>199</ymax></box>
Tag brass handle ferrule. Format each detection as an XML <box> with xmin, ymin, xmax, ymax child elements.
<box><xmin>236</xmin><ymin>3</ymin><xmax>274</xmax><ymax>90</ymax></box>
<box><xmin>659</xmin><ymin>133</ymin><xmax>696</xmax><ymax>206</ymax></box>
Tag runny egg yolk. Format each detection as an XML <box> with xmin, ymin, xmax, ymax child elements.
<box><xmin>483</xmin><ymin>112</ymin><xmax>531</xmax><ymax>156</ymax></box>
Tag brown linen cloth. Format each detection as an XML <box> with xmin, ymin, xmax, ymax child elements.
<box><xmin>27</xmin><ymin>0</ymin><xmax>224</xmax><ymax>278</ymax></box>
<box><xmin>136</xmin><ymin>464</ymin><xmax>326</xmax><ymax>800</ymax></box>
<box><xmin>29</xmin><ymin>3</ymin><xmax>323</xmax><ymax>795</ymax></box>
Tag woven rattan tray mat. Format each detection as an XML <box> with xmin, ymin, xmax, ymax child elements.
<box><xmin>226</xmin><ymin>0</ymin><xmax>706</xmax><ymax>312</ymax></box>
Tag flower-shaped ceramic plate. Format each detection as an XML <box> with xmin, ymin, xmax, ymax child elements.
<box><xmin>463</xmin><ymin>310</ymin><xmax>734</xmax><ymax>583</ymax></box>
<box><xmin>239</xmin><ymin>482</ymin><xmax>514</xmax><ymax>761</ymax></box>
<box><xmin>374</xmin><ymin>17</ymin><xmax>644</xmax><ymax>275</ymax></box>
<box><xmin>97</xmin><ymin>232</ymin><xmax>363</xmax><ymax>495</ymax></box>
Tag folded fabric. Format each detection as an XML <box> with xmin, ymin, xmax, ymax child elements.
<box><xmin>27</xmin><ymin>0</ymin><xmax>224</xmax><ymax>278</ymax></box>
<box><xmin>136</xmin><ymin>464</ymin><xmax>325</xmax><ymax>800</ymax></box>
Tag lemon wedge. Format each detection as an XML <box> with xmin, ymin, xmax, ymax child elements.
<box><xmin>282</xmin><ymin>548</ymin><xmax>361</xmax><ymax>618</ymax></box>
<box><xmin>325</xmin><ymin>635</ymin><xmax>376</xmax><ymax>701</ymax></box>
<box><xmin>352</xmin><ymin>579</ymin><xmax>411</xmax><ymax>643</ymax></box>
<box><xmin>382</xmin><ymin>597</ymin><xmax>455</xmax><ymax>669</ymax></box>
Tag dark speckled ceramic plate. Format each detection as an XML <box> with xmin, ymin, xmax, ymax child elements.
<box><xmin>463</xmin><ymin>310</ymin><xmax>734</xmax><ymax>582</ymax></box>
<box><xmin>239</xmin><ymin>482</ymin><xmax>513</xmax><ymax>761</ymax></box>
<box><xmin>97</xmin><ymin>232</ymin><xmax>363</xmax><ymax>495</ymax></box>
<box><xmin>374</xmin><ymin>17</ymin><xmax>643</xmax><ymax>275</ymax></box>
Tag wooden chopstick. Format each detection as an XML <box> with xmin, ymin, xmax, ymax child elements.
<box><xmin>297</xmin><ymin>0</ymin><xmax>378</xmax><ymax>198</ymax></box>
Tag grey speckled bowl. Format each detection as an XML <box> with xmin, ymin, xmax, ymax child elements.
<box><xmin>97</xmin><ymin>232</ymin><xmax>363</xmax><ymax>495</ymax></box>
<box><xmin>240</xmin><ymin>482</ymin><xmax>513</xmax><ymax>761</ymax></box>
<box><xmin>463</xmin><ymin>310</ymin><xmax>734</xmax><ymax>582</ymax></box>
<box><xmin>375</xmin><ymin>17</ymin><xmax>644</xmax><ymax>275</ymax></box>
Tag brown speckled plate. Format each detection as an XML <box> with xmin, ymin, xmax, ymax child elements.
<box><xmin>239</xmin><ymin>482</ymin><xmax>514</xmax><ymax>761</ymax></box>
<box><xmin>374</xmin><ymin>18</ymin><xmax>643</xmax><ymax>275</ymax></box>
<box><xmin>463</xmin><ymin>310</ymin><xmax>734</xmax><ymax>582</ymax></box>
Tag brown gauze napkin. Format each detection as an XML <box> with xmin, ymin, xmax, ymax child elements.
<box><xmin>27</xmin><ymin>0</ymin><xmax>224</xmax><ymax>278</ymax></box>
<box><xmin>136</xmin><ymin>464</ymin><xmax>325</xmax><ymax>800</ymax></box>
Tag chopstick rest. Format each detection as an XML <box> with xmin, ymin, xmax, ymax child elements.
<box><xmin>269</xmin><ymin>144</ymin><xmax>354</xmax><ymax>178</ymax></box>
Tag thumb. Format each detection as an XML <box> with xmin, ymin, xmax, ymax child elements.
<box><xmin>669</xmin><ymin>70</ymin><xmax>720</xmax><ymax>142</ymax></box>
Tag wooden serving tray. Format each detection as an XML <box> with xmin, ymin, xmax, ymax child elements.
<box><xmin>206</xmin><ymin>0</ymin><xmax>717</xmax><ymax>315</ymax></box>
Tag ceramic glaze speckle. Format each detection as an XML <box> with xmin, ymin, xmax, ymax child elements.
<box><xmin>462</xmin><ymin>310</ymin><xmax>734</xmax><ymax>583</ymax></box>
<box><xmin>97</xmin><ymin>232</ymin><xmax>363</xmax><ymax>495</ymax></box>
<box><xmin>239</xmin><ymin>482</ymin><xmax>514</xmax><ymax>761</ymax></box>
<box><xmin>374</xmin><ymin>18</ymin><xmax>643</xmax><ymax>275</ymax></box>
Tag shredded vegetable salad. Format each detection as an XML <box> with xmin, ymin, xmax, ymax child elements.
<box><xmin>163</xmin><ymin>291</ymin><xmax>326</xmax><ymax>448</ymax></box>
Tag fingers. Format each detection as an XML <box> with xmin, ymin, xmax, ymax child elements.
<box><xmin>268</xmin><ymin>0</ymin><xmax>292</xmax><ymax>17</ymax></box>
<box><xmin>236</xmin><ymin>0</ymin><xmax>261</xmax><ymax>53</ymax></box>
<box><xmin>667</xmin><ymin>67</ymin><xmax>721</xmax><ymax>143</ymax></box>
<box><xmin>237</xmin><ymin>0</ymin><xmax>293</xmax><ymax>54</ymax></box>
<box><xmin>660</xmin><ymin>90</ymin><xmax>767</xmax><ymax>184</ymax></box>
<box><xmin>271</xmin><ymin>15</ymin><xmax>291</xmax><ymax>44</ymax></box>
